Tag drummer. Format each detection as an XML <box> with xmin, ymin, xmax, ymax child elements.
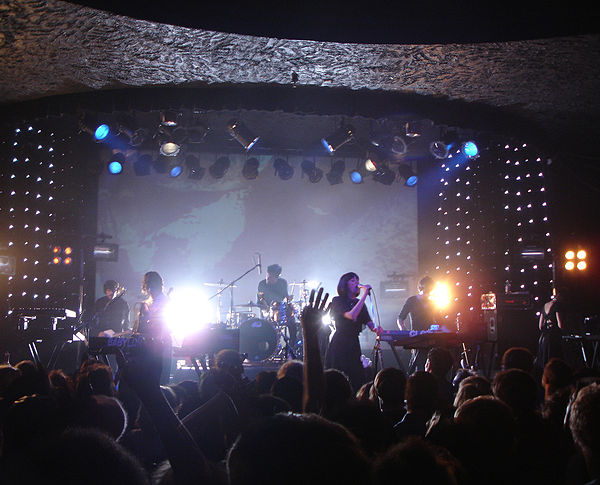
<box><xmin>257</xmin><ymin>264</ymin><xmax>297</xmax><ymax>350</ymax></box>
<box><xmin>257</xmin><ymin>264</ymin><xmax>289</xmax><ymax>309</ymax></box>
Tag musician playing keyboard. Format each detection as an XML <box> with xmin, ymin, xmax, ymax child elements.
<box><xmin>397</xmin><ymin>276</ymin><xmax>437</xmax><ymax>373</ymax></box>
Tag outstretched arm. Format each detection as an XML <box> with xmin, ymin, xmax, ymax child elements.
<box><xmin>302</xmin><ymin>288</ymin><xmax>330</xmax><ymax>414</ymax></box>
<box><xmin>115</xmin><ymin>339</ymin><xmax>214</xmax><ymax>485</ymax></box>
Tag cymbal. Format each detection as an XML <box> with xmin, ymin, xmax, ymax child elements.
<box><xmin>234</xmin><ymin>301</ymin><xmax>261</xmax><ymax>308</ymax></box>
<box><xmin>203</xmin><ymin>282</ymin><xmax>238</xmax><ymax>288</ymax></box>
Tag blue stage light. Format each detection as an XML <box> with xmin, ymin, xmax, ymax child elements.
<box><xmin>349</xmin><ymin>170</ymin><xmax>363</xmax><ymax>184</ymax></box>
<box><xmin>107</xmin><ymin>152</ymin><xmax>125</xmax><ymax>174</ymax></box>
<box><xmin>108</xmin><ymin>161</ymin><xmax>123</xmax><ymax>174</ymax></box>
<box><xmin>398</xmin><ymin>163</ymin><xmax>418</xmax><ymax>187</ymax></box>
<box><xmin>462</xmin><ymin>141</ymin><xmax>478</xmax><ymax>158</ymax></box>
<box><xmin>169</xmin><ymin>165</ymin><xmax>183</xmax><ymax>177</ymax></box>
<box><xmin>95</xmin><ymin>124</ymin><xmax>110</xmax><ymax>141</ymax></box>
<box><xmin>406</xmin><ymin>175</ymin><xmax>418</xmax><ymax>186</ymax></box>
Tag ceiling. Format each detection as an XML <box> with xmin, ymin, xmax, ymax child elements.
<box><xmin>1</xmin><ymin>0</ymin><xmax>599</xmax><ymax>214</ymax></box>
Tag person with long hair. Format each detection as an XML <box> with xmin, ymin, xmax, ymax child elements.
<box><xmin>325</xmin><ymin>272</ymin><xmax>380</xmax><ymax>392</ymax></box>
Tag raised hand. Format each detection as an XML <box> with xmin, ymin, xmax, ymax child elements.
<box><xmin>301</xmin><ymin>288</ymin><xmax>330</xmax><ymax>337</ymax></box>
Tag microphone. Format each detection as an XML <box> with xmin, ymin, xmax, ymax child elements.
<box><xmin>358</xmin><ymin>284</ymin><xmax>372</xmax><ymax>294</ymax></box>
<box><xmin>256</xmin><ymin>252</ymin><xmax>262</xmax><ymax>275</ymax></box>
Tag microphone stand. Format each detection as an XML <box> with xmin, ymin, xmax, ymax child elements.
<box><xmin>207</xmin><ymin>263</ymin><xmax>260</xmax><ymax>325</ymax></box>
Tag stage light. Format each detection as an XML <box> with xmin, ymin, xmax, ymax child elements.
<box><xmin>390</xmin><ymin>135</ymin><xmax>407</xmax><ymax>156</ymax></box>
<box><xmin>365</xmin><ymin>151</ymin><xmax>382</xmax><ymax>172</ymax></box>
<box><xmin>107</xmin><ymin>152</ymin><xmax>125</xmax><ymax>175</ymax></box>
<box><xmin>301</xmin><ymin>160</ymin><xmax>323</xmax><ymax>183</ymax></box>
<box><xmin>52</xmin><ymin>246</ymin><xmax>61</xmax><ymax>254</ymax></box>
<box><xmin>565</xmin><ymin>250</ymin><xmax>575</xmax><ymax>260</ymax></box>
<box><xmin>577</xmin><ymin>250</ymin><xmax>587</xmax><ymax>260</ymax></box>
<box><xmin>430</xmin><ymin>282</ymin><xmax>451</xmax><ymax>309</ymax></box>
<box><xmin>169</xmin><ymin>163</ymin><xmax>183</xmax><ymax>178</ymax></box>
<box><xmin>158</xmin><ymin>127</ymin><xmax>187</xmax><ymax>157</ymax></box>
<box><xmin>321</xmin><ymin>125</ymin><xmax>354</xmax><ymax>154</ymax></box>
<box><xmin>164</xmin><ymin>287</ymin><xmax>213</xmax><ymax>347</ymax></box>
<box><xmin>405</xmin><ymin>120</ymin><xmax>431</xmax><ymax>138</ymax></box>
<box><xmin>63</xmin><ymin>257</ymin><xmax>72</xmax><ymax>265</ymax></box>
<box><xmin>430</xmin><ymin>141</ymin><xmax>449</xmax><ymax>160</ymax></box>
<box><xmin>185</xmin><ymin>155</ymin><xmax>205</xmax><ymax>180</ymax></box>
<box><xmin>64</xmin><ymin>247</ymin><xmax>72</xmax><ymax>255</ymax></box>
<box><xmin>242</xmin><ymin>158</ymin><xmax>260</xmax><ymax>180</ymax></box>
<box><xmin>274</xmin><ymin>158</ymin><xmax>294</xmax><ymax>180</ymax></box>
<box><xmin>372</xmin><ymin>164</ymin><xmax>395</xmax><ymax>185</ymax></box>
<box><xmin>577</xmin><ymin>261</ymin><xmax>587</xmax><ymax>271</ymax></box>
<box><xmin>462</xmin><ymin>141</ymin><xmax>478</xmax><ymax>158</ymax></box>
<box><xmin>349</xmin><ymin>169</ymin><xmax>363</xmax><ymax>184</ymax></box>
<box><xmin>565</xmin><ymin>261</ymin><xmax>575</xmax><ymax>271</ymax></box>
<box><xmin>118</xmin><ymin>125</ymin><xmax>148</xmax><ymax>147</ymax></box>
<box><xmin>161</xmin><ymin>110</ymin><xmax>180</xmax><ymax>127</ymax></box>
<box><xmin>52</xmin><ymin>257</ymin><xmax>61</xmax><ymax>265</ymax></box>
<box><xmin>134</xmin><ymin>154</ymin><xmax>152</xmax><ymax>176</ymax></box>
<box><xmin>95</xmin><ymin>124</ymin><xmax>110</xmax><ymax>141</ymax></box>
<box><xmin>209</xmin><ymin>156</ymin><xmax>230</xmax><ymax>179</ymax></box>
<box><xmin>187</xmin><ymin>124</ymin><xmax>209</xmax><ymax>144</ymax></box>
<box><xmin>326</xmin><ymin>160</ymin><xmax>345</xmax><ymax>185</ymax></box>
<box><xmin>228</xmin><ymin>120</ymin><xmax>260</xmax><ymax>151</ymax></box>
<box><xmin>398</xmin><ymin>164</ymin><xmax>418</xmax><ymax>187</ymax></box>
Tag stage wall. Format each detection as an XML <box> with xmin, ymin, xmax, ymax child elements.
<box><xmin>96</xmin><ymin>154</ymin><xmax>418</xmax><ymax>340</ymax></box>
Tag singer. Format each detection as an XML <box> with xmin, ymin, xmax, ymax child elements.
<box><xmin>325</xmin><ymin>272</ymin><xmax>380</xmax><ymax>392</ymax></box>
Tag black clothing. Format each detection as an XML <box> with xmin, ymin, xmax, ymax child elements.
<box><xmin>258</xmin><ymin>278</ymin><xmax>297</xmax><ymax>351</ymax></box>
<box><xmin>136</xmin><ymin>292</ymin><xmax>171</xmax><ymax>384</ymax></box>
<box><xmin>536</xmin><ymin>300</ymin><xmax>563</xmax><ymax>368</ymax></box>
<box><xmin>136</xmin><ymin>293</ymin><xmax>169</xmax><ymax>338</ymax></box>
<box><xmin>91</xmin><ymin>295</ymin><xmax>129</xmax><ymax>335</ymax></box>
<box><xmin>257</xmin><ymin>278</ymin><xmax>289</xmax><ymax>306</ymax></box>
<box><xmin>398</xmin><ymin>295</ymin><xmax>437</xmax><ymax>373</ymax></box>
<box><xmin>398</xmin><ymin>295</ymin><xmax>436</xmax><ymax>331</ymax></box>
<box><xmin>325</xmin><ymin>296</ymin><xmax>372</xmax><ymax>392</ymax></box>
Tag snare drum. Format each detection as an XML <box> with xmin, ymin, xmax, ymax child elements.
<box><xmin>239</xmin><ymin>318</ymin><xmax>278</xmax><ymax>362</ymax></box>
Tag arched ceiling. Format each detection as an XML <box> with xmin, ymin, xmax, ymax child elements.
<box><xmin>1</xmin><ymin>0</ymin><xmax>599</xmax><ymax>156</ymax></box>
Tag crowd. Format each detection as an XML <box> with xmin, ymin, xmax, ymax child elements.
<box><xmin>0</xmin><ymin>289</ymin><xmax>599</xmax><ymax>485</ymax></box>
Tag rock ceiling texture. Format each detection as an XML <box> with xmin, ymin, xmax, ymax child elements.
<box><xmin>1</xmin><ymin>0</ymin><xmax>599</xmax><ymax>156</ymax></box>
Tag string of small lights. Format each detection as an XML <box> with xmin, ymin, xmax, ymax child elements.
<box><xmin>0</xmin><ymin>122</ymin><xmax>93</xmax><ymax>314</ymax></box>
<box><xmin>432</xmin><ymin>140</ymin><xmax>554</xmax><ymax>323</ymax></box>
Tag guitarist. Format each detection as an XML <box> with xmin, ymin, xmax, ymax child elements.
<box><xmin>91</xmin><ymin>279</ymin><xmax>130</xmax><ymax>337</ymax></box>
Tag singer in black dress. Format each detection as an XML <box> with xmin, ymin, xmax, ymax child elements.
<box><xmin>325</xmin><ymin>272</ymin><xmax>379</xmax><ymax>392</ymax></box>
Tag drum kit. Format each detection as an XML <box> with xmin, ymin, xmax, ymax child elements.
<box><xmin>205</xmin><ymin>279</ymin><xmax>316</xmax><ymax>363</ymax></box>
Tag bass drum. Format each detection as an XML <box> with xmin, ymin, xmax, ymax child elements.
<box><xmin>239</xmin><ymin>318</ymin><xmax>278</xmax><ymax>362</ymax></box>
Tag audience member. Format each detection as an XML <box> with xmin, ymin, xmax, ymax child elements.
<box><xmin>394</xmin><ymin>371</ymin><xmax>439</xmax><ymax>441</ymax></box>
<box><xmin>425</xmin><ymin>347</ymin><xmax>455</xmax><ymax>412</ymax></box>
<box><xmin>569</xmin><ymin>383</ymin><xmax>600</xmax><ymax>483</ymax></box>
<box><xmin>373</xmin><ymin>367</ymin><xmax>407</xmax><ymax>426</ymax></box>
<box><xmin>501</xmin><ymin>347</ymin><xmax>535</xmax><ymax>373</ymax></box>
